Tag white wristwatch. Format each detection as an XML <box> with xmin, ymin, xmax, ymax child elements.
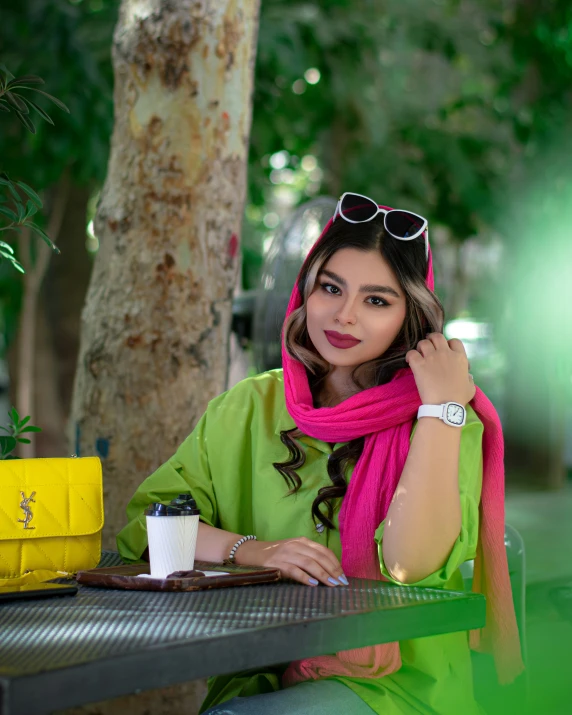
<box><xmin>417</xmin><ymin>402</ymin><xmax>466</xmax><ymax>427</ymax></box>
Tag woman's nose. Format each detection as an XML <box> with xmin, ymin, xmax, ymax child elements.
<box><xmin>335</xmin><ymin>299</ymin><xmax>358</xmax><ymax>325</ymax></box>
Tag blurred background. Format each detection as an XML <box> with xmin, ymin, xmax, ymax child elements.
<box><xmin>1</xmin><ymin>1</ymin><xmax>572</xmax><ymax>713</ymax></box>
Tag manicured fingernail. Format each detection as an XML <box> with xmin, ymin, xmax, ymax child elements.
<box><xmin>339</xmin><ymin>575</ymin><xmax>349</xmax><ymax>585</ymax></box>
<box><xmin>328</xmin><ymin>577</ymin><xmax>340</xmax><ymax>586</ymax></box>
<box><xmin>309</xmin><ymin>578</ymin><xmax>319</xmax><ymax>586</ymax></box>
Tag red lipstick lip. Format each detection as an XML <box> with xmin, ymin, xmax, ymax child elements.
<box><xmin>324</xmin><ymin>330</ymin><xmax>362</xmax><ymax>349</ymax></box>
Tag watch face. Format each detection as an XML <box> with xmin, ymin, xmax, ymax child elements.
<box><xmin>446</xmin><ymin>403</ymin><xmax>465</xmax><ymax>425</ymax></box>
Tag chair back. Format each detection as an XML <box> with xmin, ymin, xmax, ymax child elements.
<box><xmin>460</xmin><ymin>523</ymin><xmax>527</xmax><ymax>664</ymax></box>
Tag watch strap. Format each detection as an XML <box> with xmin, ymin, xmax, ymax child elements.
<box><xmin>417</xmin><ymin>404</ymin><xmax>444</xmax><ymax>420</ymax></box>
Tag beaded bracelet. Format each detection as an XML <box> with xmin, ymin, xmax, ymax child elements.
<box><xmin>226</xmin><ymin>534</ymin><xmax>257</xmax><ymax>564</ymax></box>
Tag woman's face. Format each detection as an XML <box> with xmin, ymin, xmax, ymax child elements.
<box><xmin>306</xmin><ymin>247</ymin><xmax>407</xmax><ymax>370</ymax></box>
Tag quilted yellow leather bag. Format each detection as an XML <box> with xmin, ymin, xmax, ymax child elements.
<box><xmin>0</xmin><ymin>456</ymin><xmax>103</xmax><ymax>585</ymax></box>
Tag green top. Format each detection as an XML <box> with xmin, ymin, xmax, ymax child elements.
<box><xmin>118</xmin><ymin>369</ymin><xmax>485</xmax><ymax>715</ymax></box>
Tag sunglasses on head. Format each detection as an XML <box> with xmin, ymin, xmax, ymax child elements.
<box><xmin>332</xmin><ymin>192</ymin><xmax>429</xmax><ymax>258</ymax></box>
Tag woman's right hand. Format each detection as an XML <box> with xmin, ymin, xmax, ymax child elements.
<box><xmin>236</xmin><ymin>536</ymin><xmax>348</xmax><ymax>587</ymax></box>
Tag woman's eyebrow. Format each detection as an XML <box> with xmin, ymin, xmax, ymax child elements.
<box><xmin>320</xmin><ymin>269</ymin><xmax>401</xmax><ymax>298</ymax></box>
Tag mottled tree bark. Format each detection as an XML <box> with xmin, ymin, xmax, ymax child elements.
<box><xmin>44</xmin><ymin>184</ymin><xmax>94</xmax><ymax>421</ymax></box>
<box><xmin>69</xmin><ymin>0</ymin><xmax>260</xmax><ymax>545</ymax></box>
<box><xmin>67</xmin><ymin>5</ymin><xmax>260</xmax><ymax>713</ymax></box>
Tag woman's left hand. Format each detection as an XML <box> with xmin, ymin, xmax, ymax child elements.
<box><xmin>405</xmin><ymin>332</ymin><xmax>476</xmax><ymax>406</ymax></box>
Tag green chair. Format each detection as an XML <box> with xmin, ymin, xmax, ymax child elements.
<box><xmin>459</xmin><ymin>523</ymin><xmax>527</xmax><ymax>664</ymax></box>
<box><xmin>460</xmin><ymin>523</ymin><xmax>528</xmax><ymax>710</ymax></box>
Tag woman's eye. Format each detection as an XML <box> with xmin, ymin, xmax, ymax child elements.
<box><xmin>367</xmin><ymin>296</ymin><xmax>388</xmax><ymax>307</ymax></box>
<box><xmin>321</xmin><ymin>283</ymin><xmax>340</xmax><ymax>295</ymax></box>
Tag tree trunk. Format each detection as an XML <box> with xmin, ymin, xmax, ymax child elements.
<box><xmin>12</xmin><ymin>173</ymin><xmax>69</xmax><ymax>457</ymax></box>
<box><xmin>35</xmin><ymin>184</ymin><xmax>93</xmax><ymax>457</ymax></box>
<box><xmin>67</xmin><ymin>5</ymin><xmax>260</xmax><ymax>713</ymax></box>
<box><xmin>33</xmin><ymin>301</ymin><xmax>67</xmax><ymax>457</ymax></box>
<box><xmin>45</xmin><ymin>185</ymin><xmax>94</xmax><ymax>417</ymax></box>
<box><xmin>69</xmin><ymin>0</ymin><xmax>260</xmax><ymax>544</ymax></box>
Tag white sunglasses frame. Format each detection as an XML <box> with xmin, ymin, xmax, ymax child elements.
<box><xmin>332</xmin><ymin>191</ymin><xmax>429</xmax><ymax>259</ymax></box>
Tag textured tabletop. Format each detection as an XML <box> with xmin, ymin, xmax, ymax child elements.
<box><xmin>0</xmin><ymin>553</ymin><xmax>485</xmax><ymax>715</ymax></box>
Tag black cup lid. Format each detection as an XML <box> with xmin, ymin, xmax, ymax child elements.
<box><xmin>178</xmin><ymin>503</ymin><xmax>200</xmax><ymax>516</ymax></box>
<box><xmin>169</xmin><ymin>493</ymin><xmax>198</xmax><ymax>512</ymax></box>
<box><xmin>144</xmin><ymin>501</ymin><xmax>199</xmax><ymax>517</ymax></box>
<box><xmin>170</xmin><ymin>493</ymin><xmax>195</xmax><ymax>506</ymax></box>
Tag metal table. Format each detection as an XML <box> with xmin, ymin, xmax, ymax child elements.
<box><xmin>0</xmin><ymin>553</ymin><xmax>485</xmax><ymax>715</ymax></box>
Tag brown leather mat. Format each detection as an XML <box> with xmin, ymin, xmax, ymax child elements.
<box><xmin>76</xmin><ymin>560</ymin><xmax>281</xmax><ymax>591</ymax></box>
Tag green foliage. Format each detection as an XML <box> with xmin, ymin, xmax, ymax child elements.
<box><xmin>243</xmin><ymin>0</ymin><xmax>518</xmax><ymax>286</ymax></box>
<box><xmin>243</xmin><ymin>0</ymin><xmax>572</xmax><ymax>300</ymax></box>
<box><xmin>1</xmin><ymin>0</ymin><xmax>571</xmax><ymax>311</ymax></box>
<box><xmin>0</xmin><ymin>66</ymin><xmax>70</xmax><ymax>134</ymax></box>
<box><xmin>0</xmin><ymin>407</ymin><xmax>41</xmax><ymax>459</ymax></box>
<box><xmin>0</xmin><ymin>172</ymin><xmax>62</xmax><ymax>272</ymax></box>
<box><xmin>0</xmin><ymin>66</ymin><xmax>69</xmax><ymax>272</ymax></box>
<box><xmin>0</xmin><ymin>0</ymin><xmax>117</xmax><ymax>352</ymax></box>
<box><xmin>251</xmin><ymin>0</ymin><xmax>512</xmax><ymax>218</ymax></box>
<box><xmin>0</xmin><ymin>0</ymin><xmax>116</xmax><ymax>189</ymax></box>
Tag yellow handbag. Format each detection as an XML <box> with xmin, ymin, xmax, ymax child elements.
<box><xmin>0</xmin><ymin>456</ymin><xmax>103</xmax><ymax>585</ymax></box>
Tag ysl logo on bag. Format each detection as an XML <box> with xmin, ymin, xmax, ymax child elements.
<box><xmin>17</xmin><ymin>491</ymin><xmax>36</xmax><ymax>530</ymax></box>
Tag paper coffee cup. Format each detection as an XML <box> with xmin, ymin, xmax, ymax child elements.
<box><xmin>145</xmin><ymin>497</ymin><xmax>200</xmax><ymax>578</ymax></box>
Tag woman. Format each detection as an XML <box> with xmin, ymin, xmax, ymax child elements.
<box><xmin>117</xmin><ymin>193</ymin><xmax>523</xmax><ymax>714</ymax></box>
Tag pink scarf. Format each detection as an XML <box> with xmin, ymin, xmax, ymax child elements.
<box><xmin>281</xmin><ymin>216</ymin><xmax>524</xmax><ymax>687</ymax></box>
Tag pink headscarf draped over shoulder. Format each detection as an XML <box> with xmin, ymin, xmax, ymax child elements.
<box><xmin>281</xmin><ymin>212</ymin><xmax>524</xmax><ymax>687</ymax></box>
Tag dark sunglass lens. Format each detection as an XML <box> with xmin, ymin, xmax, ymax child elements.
<box><xmin>340</xmin><ymin>194</ymin><xmax>378</xmax><ymax>222</ymax></box>
<box><xmin>385</xmin><ymin>211</ymin><xmax>424</xmax><ymax>238</ymax></box>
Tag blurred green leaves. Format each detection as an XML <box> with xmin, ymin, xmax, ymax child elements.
<box><xmin>1</xmin><ymin>0</ymin><xmax>570</xmax><ymax>311</ymax></box>
<box><xmin>249</xmin><ymin>1</ymin><xmax>515</xmax><ymax>232</ymax></box>
<box><xmin>0</xmin><ymin>0</ymin><xmax>116</xmax><ymax>191</ymax></box>
<box><xmin>0</xmin><ymin>0</ymin><xmax>118</xmax><ymax>350</ymax></box>
<box><xmin>0</xmin><ymin>65</ymin><xmax>70</xmax><ymax>134</ymax></box>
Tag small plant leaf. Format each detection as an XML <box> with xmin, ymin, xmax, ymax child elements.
<box><xmin>0</xmin><ymin>64</ymin><xmax>16</xmax><ymax>81</ymax></box>
<box><xmin>19</xmin><ymin>96</ymin><xmax>54</xmax><ymax>125</ymax></box>
<box><xmin>0</xmin><ymin>249</ymin><xmax>25</xmax><ymax>272</ymax></box>
<box><xmin>7</xmin><ymin>257</ymin><xmax>25</xmax><ymax>273</ymax></box>
<box><xmin>0</xmin><ymin>435</ymin><xmax>17</xmax><ymax>456</ymax></box>
<box><xmin>16</xmin><ymin>438</ymin><xmax>31</xmax><ymax>444</ymax></box>
<box><xmin>19</xmin><ymin>426</ymin><xmax>41</xmax><ymax>434</ymax></box>
<box><xmin>16</xmin><ymin>202</ymin><xmax>25</xmax><ymax>223</ymax></box>
<box><xmin>24</xmin><ymin>88</ymin><xmax>70</xmax><ymax>113</ymax></box>
<box><xmin>16</xmin><ymin>182</ymin><xmax>42</xmax><ymax>208</ymax></box>
<box><xmin>15</xmin><ymin>110</ymin><xmax>36</xmax><ymax>134</ymax></box>
<box><xmin>0</xmin><ymin>176</ymin><xmax>22</xmax><ymax>203</ymax></box>
<box><xmin>29</xmin><ymin>222</ymin><xmax>60</xmax><ymax>253</ymax></box>
<box><xmin>7</xmin><ymin>75</ymin><xmax>44</xmax><ymax>88</ymax></box>
<box><xmin>17</xmin><ymin>416</ymin><xmax>31</xmax><ymax>428</ymax></box>
<box><xmin>0</xmin><ymin>205</ymin><xmax>19</xmax><ymax>222</ymax></box>
<box><xmin>25</xmin><ymin>200</ymin><xmax>38</xmax><ymax>218</ymax></box>
<box><xmin>5</xmin><ymin>91</ymin><xmax>28</xmax><ymax>113</ymax></box>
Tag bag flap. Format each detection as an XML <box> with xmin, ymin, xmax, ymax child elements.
<box><xmin>0</xmin><ymin>457</ymin><xmax>103</xmax><ymax>540</ymax></box>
